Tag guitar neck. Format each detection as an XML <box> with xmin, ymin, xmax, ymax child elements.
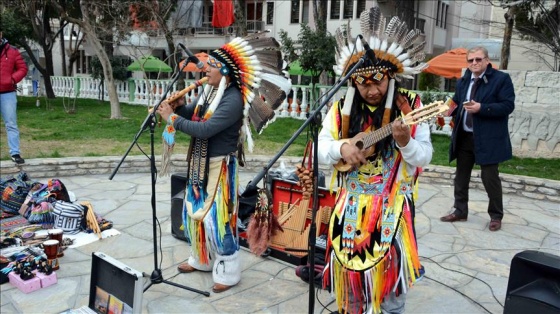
<box><xmin>361</xmin><ymin>123</ymin><xmax>394</xmax><ymax>150</ymax></box>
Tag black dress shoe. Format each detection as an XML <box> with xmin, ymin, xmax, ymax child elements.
<box><xmin>489</xmin><ymin>219</ymin><xmax>502</xmax><ymax>231</ymax></box>
<box><xmin>440</xmin><ymin>213</ymin><xmax>468</xmax><ymax>222</ymax></box>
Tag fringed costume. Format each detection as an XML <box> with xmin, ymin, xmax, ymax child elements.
<box><xmin>317</xmin><ymin>5</ymin><xmax>432</xmax><ymax>313</ymax></box>
<box><xmin>160</xmin><ymin>31</ymin><xmax>291</xmax><ymax>289</ymax></box>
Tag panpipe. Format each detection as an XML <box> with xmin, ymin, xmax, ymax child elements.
<box><xmin>270</xmin><ymin>197</ymin><xmax>332</xmax><ymax>254</ymax></box>
<box><xmin>80</xmin><ymin>201</ymin><xmax>101</xmax><ymax>239</ymax></box>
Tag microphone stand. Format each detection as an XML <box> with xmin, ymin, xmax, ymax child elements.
<box><xmin>244</xmin><ymin>57</ymin><xmax>366</xmax><ymax>314</ymax></box>
<box><xmin>109</xmin><ymin>56</ymin><xmax>210</xmax><ymax>297</ymax></box>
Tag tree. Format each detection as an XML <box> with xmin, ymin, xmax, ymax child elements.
<box><xmin>51</xmin><ymin>0</ymin><xmax>128</xmax><ymax>119</ymax></box>
<box><xmin>1</xmin><ymin>1</ymin><xmax>65</xmax><ymax>98</ymax></box>
<box><xmin>417</xmin><ymin>72</ymin><xmax>442</xmax><ymax>91</ymax></box>
<box><xmin>234</xmin><ymin>0</ymin><xmax>248</xmax><ymax>37</ymax></box>
<box><xmin>513</xmin><ymin>0</ymin><xmax>560</xmax><ymax>70</ymax></box>
<box><xmin>279</xmin><ymin>23</ymin><xmax>336</xmax><ymax>109</ymax></box>
<box><xmin>486</xmin><ymin>0</ymin><xmax>559</xmax><ymax>71</ymax></box>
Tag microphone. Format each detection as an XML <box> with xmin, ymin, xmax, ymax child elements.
<box><xmin>357</xmin><ymin>35</ymin><xmax>377</xmax><ymax>64</ymax></box>
<box><xmin>178</xmin><ymin>43</ymin><xmax>204</xmax><ymax>69</ymax></box>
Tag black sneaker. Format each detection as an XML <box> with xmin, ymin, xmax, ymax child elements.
<box><xmin>11</xmin><ymin>154</ymin><xmax>25</xmax><ymax>164</ymax></box>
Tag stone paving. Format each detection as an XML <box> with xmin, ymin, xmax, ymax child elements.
<box><xmin>1</xmin><ymin>169</ymin><xmax>559</xmax><ymax>314</ymax></box>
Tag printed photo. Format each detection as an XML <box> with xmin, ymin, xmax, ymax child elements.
<box><xmin>107</xmin><ymin>294</ymin><xmax>124</xmax><ymax>314</ymax></box>
<box><xmin>93</xmin><ymin>286</ymin><xmax>109</xmax><ymax>314</ymax></box>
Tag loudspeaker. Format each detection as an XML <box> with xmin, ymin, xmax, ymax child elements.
<box><xmin>504</xmin><ymin>250</ymin><xmax>560</xmax><ymax>314</ymax></box>
<box><xmin>170</xmin><ymin>173</ymin><xmax>188</xmax><ymax>242</ymax></box>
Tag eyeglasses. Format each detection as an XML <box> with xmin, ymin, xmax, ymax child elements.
<box><xmin>467</xmin><ymin>57</ymin><xmax>485</xmax><ymax>64</ymax></box>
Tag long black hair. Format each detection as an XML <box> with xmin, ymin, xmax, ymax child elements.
<box><xmin>347</xmin><ymin>77</ymin><xmax>401</xmax><ymax>158</ymax></box>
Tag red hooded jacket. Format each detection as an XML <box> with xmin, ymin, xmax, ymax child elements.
<box><xmin>0</xmin><ymin>40</ymin><xmax>28</xmax><ymax>93</ymax></box>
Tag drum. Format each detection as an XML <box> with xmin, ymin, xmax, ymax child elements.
<box><xmin>48</xmin><ymin>228</ymin><xmax>64</xmax><ymax>257</ymax></box>
<box><xmin>43</xmin><ymin>239</ymin><xmax>60</xmax><ymax>271</ymax></box>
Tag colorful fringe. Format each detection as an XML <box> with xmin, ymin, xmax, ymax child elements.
<box><xmin>324</xmin><ymin>149</ymin><xmax>422</xmax><ymax>314</ymax></box>
<box><xmin>161</xmin><ymin>114</ymin><xmax>178</xmax><ymax>176</ymax></box>
<box><xmin>184</xmin><ymin>156</ymin><xmax>239</xmax><ymax>265</ymax></box>
<box><xmin>325</xmin><ymin>203</ymin><xmax>420</xmax><ymax>314</ymax></box>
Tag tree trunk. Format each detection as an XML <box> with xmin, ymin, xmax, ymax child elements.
<box><xmin>81</xmin><ymin>4</ymin><xmax>121</xmax><ymax>118</ymax></box>
<box><xmin>51</xmin><ymin>0</ymin><xmax>122</xmax><ymax>117</ymax></box>
<box><xmin>234</xmin><ymin>0</ymin><xmax>247</xmax><ymax>37</ymax></box>
<box><xmin>165</xmin><ymin>28</ymin><xmax>185</xmax><ymax>89</ymax></box>
<box><xmin>43</xmin><ymin>45</ymin><xmax>56</xmax><ymax>98</ymax></box>
<box><xmin>60</xmin><ymin>20</ymin><xmax>67</xmax><ymax>77</ymax></box>
<box><xmin>500</xmin><ymin>7</ymin><xmax>514</xmax><ymax>70</ymax></box>
<box><xmin>313</xmin><ymin>0</ymin><xmax>327</xmax><ymax>31</ymax></box>
<box><xmin>81</xmin><ymin>25</ymin><xmax>121</xmax><ymax>117</ymax></box>
<box><xmin>557</xmin><ymin>0</ymin><xmax>560</xmax><ymax>71</ymax></box>
<box><xmin>20</xmin><ymin>41</ymin><xmax>56</xmax><ymax>99</ymax></box>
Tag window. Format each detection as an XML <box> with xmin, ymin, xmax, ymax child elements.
<box><xmin>436</xmin><ymin>0</ymin><xmax>441</xmax><ymax>27</ymax></box>
<box><xmin>76</xmin><ymin>50</ymin><xmax>91</xmax><ymax>74</ymax></box>
<box><xmin>436</xmin><ymin>1</ymin><xmax>449</xmax><ymax>29</ymax></box>
<box><xmin>442</xmin><ymin>3</ymin><xmax>448</xmax><ymax>29</ymax></box>
<box><xmin>356</xmin><ymin>0</ymin><xmax>366</xmax><ymax>18</ymax></box>
<box><xmin>302</xmin><ymin>0</ymin><xmax>309</xmax><ymax>24</ymax></box>
<box><xmin>330</xmin><ymin>0</ymin><xmax>340</xmax><ymax>20</ymax></box>
<box><xmin>266</xmin><ymin>2</ymin><xmax>274</xmax><ymax>25</ymax></box>
<box><xmin>343</xmin><ymin>0</ymin><xmax>353</xmax><ymax>19</ymax></box>
<box><xmin>208</xmin><ymin>4</ymin><xmax>214</xmax><ymax>24</ymax></box>
<box><xmin>290</xmin><ymin>0</ymin><xmax>300</xmax><ymax>24</ymax></box>
<box><xmin>415</xmin><ymin>18</ymin><xmax>426</xmax><ymax>34</ymax></box>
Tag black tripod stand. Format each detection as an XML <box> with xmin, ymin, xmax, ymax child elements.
<box><xmin>243</xmin><ymin>57</ymin><xmax>366</xmax><ymax>313</ymax></box>
<box><xmin>110</xmin><ymin>56</ymin><xmax>210</xmax><ymax>297</ymax></box>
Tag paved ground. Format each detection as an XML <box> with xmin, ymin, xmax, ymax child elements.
<box><xmin>1</xmin><ymin>169</ymin><xmax>559</xmax><ymax>314</ymax></box>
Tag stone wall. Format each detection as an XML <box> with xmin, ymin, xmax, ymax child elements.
<box><xmin>506</xmin><ymin>70</ymin><xmax>560</xmax><ymax>158</ymax></box>
<box><xmin>1</xmin><ymin>155</ymin><xmax>558</xmax><ymax>202</ymax></box>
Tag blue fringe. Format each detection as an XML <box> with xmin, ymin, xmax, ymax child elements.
<box><xmin>186</xmin><ymin>184</ymin><xmax>206</xmax><ymax>215</ymax></box>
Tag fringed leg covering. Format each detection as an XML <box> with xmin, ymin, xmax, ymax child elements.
<box><xmin>187</xmin><ymin>255</ymin><xmax>213</xmax><ymax>272</ymax></box>
<box><xmin>212</xmin><ymin>251</ymin><xmax>241</xmax><ymax>286</ymax></box>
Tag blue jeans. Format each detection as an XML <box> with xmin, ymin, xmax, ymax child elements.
<box><xmin>218</xmin><ymin>222</ymin><xmax>239</xmax><ymax>256</ymax></box>
<box><xmin>0</xmin><ymin>92</ymin><xmax>21</xmax><ymax>156</ymax></box>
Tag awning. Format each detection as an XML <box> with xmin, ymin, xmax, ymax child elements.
<box><xmin>127</xmin><ymin>56</ymin><xmax>172</xmax><ymax>73</ymax></box>
<box><xmin>423</xmin><ymin>48</ymin><xmax>498</xmax><ymax>79</ymax></box>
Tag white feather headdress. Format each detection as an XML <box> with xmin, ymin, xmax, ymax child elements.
<box><xmin>334</xmin><ymin>6</ymin><xmax>428</xmax><ymax>81</ymax></box>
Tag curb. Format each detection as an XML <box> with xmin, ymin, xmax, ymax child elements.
<box><xmin>1</xmin><ymin>155</ymin><xmax>558</xmax><ymax>202</ymax></box>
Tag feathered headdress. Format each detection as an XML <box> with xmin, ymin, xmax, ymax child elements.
<box><xmin>209</xmin><ymin>31</ymin><xmax>292</xmax><ymax>151</ymax></box>
<box><xmin>334</xmin><ymin>6</ymin><xmax>428</xmax><ymax>139</ymax></box>
<box><xmin>160</xmin><ymin>31</ymin><xmax>291</xmax><ymax>176</ymax></box>
<box><xmin>334</xmin><ymin>6</ymin><xmax>428</xmax><ymax>81</ymax></box>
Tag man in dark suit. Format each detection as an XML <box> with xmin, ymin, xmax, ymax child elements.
<box><xmin>440</xmin><ymin>46</ymin><xmax>515</xmax><ymax>232</ymax></box>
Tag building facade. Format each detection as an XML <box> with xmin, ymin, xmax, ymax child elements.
<box><xmin>36</xmin><ymin>0</ymin><xmax>554</xmax><ymax>80</ymax></box>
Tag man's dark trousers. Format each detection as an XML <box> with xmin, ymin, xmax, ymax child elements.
<box><xmin>453</xmin><ymin>127</ymin><xmax>504</xmax><ymax>220</ymax></box>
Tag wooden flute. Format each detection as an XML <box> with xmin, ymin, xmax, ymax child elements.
<box><xmin>167</xmin><ymin>77</ymin><xmax>208</xmax><ymax>103</ymax></box>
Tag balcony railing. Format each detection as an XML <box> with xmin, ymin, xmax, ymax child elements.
<box><xmin>173</xmin><ymin>20</ymin><xmax>265</xmax><ymax>37</ymax></box>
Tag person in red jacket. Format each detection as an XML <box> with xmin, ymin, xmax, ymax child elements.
<box><xmin>0</xmin><ymin>30</ymin><xmax>28</xmax><ymax>164</ymax></box>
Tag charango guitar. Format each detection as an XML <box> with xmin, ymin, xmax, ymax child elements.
<box><xmin>334</xmin><ymin>100</ymin><xmax>448</xmax><ymax>172</ymax></box>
